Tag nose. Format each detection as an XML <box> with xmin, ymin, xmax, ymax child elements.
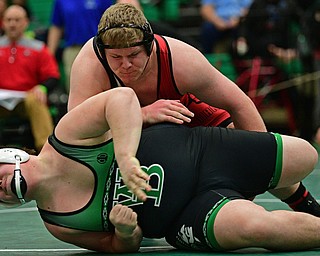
<box><xmin>121</xmin><ymin>57</ymin><xmax>132</xmax><ymax>69</ymax></box>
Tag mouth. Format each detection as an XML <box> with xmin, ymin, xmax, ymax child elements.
<box><xmin>120</xmin><ymin>71</ymin><xmax>133</xmax><ymax>76</ymax></box>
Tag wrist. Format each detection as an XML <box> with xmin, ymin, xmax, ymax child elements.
<box><xmin>115</xmin><ymin>226</ymin><xmax>141</xmax><ymax>240</ymax></box>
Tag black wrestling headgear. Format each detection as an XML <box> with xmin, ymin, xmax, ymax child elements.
<box><xmin>95</xmin><ymin>22</ymin><xmax>154</xmax><ymax>56</ymax></box>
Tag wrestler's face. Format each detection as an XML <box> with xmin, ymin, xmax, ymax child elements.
<box><xmin>105</xmin><ymin>46</ymin><xmax>150</xmax><ymax>84</ymax></box>
<box><xmin>0</xmin><ymin>165</ymin><xmax>21</xmax><ymax>206</ymax></box>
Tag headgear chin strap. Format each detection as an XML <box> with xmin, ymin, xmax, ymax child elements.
<box><xmin>0</xmin><ymin>148</ymin><xmax>29</xmax><ymax>204</ymax></box>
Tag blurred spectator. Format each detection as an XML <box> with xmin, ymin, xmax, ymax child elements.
<box><xmin>200</xmin><ymin>0</ymin><xmax>252</xmax><ymax>53</ymax></box>
<box><xmin>10</xmin><ymin>0</ymin><xmax>36</xmax><ymax>39</ymax></box>
<box><xmin>315</xmin><ymin>127</ymin><xmax>320</xmax><ymax>145</ymax></box>
<box><xmin>0</xmin><ymin>0</ymin><xmax>7</xmax><ymax>36</ymax></box>
<box><xmin>234</xmin><ymin>0</ymin><xmax>311</xmax><ymax>138</ymax></box>
<box><xmin>11</xmin><ymin>0</ymin><xmax>31</xmax><ymax>18</ymax></box>
<box><xmin>236</xmin><ymin>0</ymin><xmax>301</xmax><ymax>61</ymax></box>
<box><xmin>47</xmin><ymin>0</ymin><xmax>113</xmax><ymax>92</ymax></box>
<box><xmin>297</xmin><ymin>0</ymin><xmax>320</xmax><ymax>143</ymax></box>
<box><xmin>0</xmin><ymin>5</ymin><xmax>60</xmax><ymax>152</ymax></box>
<box><xmin>119</xmin><ymin>0</ymin><xmax>201</xmax><ymax>48</ymax></box>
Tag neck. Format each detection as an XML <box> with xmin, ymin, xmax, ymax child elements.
<box><xmin>141</xmin><ymin>55</ymin><xmax>151</xmax><ymax>76</ymax></box>
<box><xmin>7</xmin><ymin>34</ymin><xmax>22</xmax><ymax>44</ymax></box>
<box><xmin>140</xmin><ymin>47</ymin><xmax>156</xmax><ymax>79</ymax></box>
<box><xmin>22</xmin><ymin>155</ymin><xmax>45</xmax><ymax>203</ymax></box>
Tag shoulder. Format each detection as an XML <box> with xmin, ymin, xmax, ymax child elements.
<box><xmin>76</xmin><ymin>38</ymin><xmax>97</xmax><ymax>60</ymax></box>
<box><xmin>163</xmin><ymin>36</ymin><xmax>200</xmax><ymax>56</ymax></box>
<box><xmin>164</xmin><ymin>36</ymin><xmax>209</xmax><ymax>71</ymax></box>
<box><xmin>19</xmin><ymin>37</ymin><xmax>45</xmax><ymax>51</ymax></box>
<box><xmin>72</xmin><ymin>38</ymin><xmax>104</xmax><ymax>72</ymax></box>
<box><xmin>0</xmin><ymin>36</ymin><xmax>9</xmax><ymax>46</ymax></box>
<box><xmin>162</xmin><ymin>36</ymin><xmax>213</xmax><ymax>91</ymax></box>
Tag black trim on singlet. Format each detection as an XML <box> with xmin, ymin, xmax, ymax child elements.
<box><xmin>155</xmin><ymin>37</ymin><xmax>161</xmax><ymax>98</ymax></box>
<box><xmin>154</xmin><ymin>35</ymin><xmax>181</xmax><ymax>98</ymax></box>
<box><xmin>158</xmin><ymin>35</ymin><xmax>180</xmax><ymax>95</ymax></box>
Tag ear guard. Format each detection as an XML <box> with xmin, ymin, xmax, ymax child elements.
<box><xmin>0</xmin><ymin>148</ymin><xmax>30</xmax><ymax>164</ymax></box>
<box><xmin>96</xmin><ymin>22</ymin><xmax>154</xmax><ymax>56</ymax></box>
<box><xmin>0</xmin><ymin>148</ymin><xmax>30</xmax><ymax>204</ymax></box>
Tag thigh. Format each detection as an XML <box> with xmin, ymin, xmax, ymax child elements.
<box><xmin>165</xmin><ymin>189</ymin><xmax>245</xmax><ymax>251</ymax></box>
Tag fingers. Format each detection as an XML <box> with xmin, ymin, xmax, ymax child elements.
<box><xmin>144</xmin><ymin>99</ymin><xmax>194</xmax><ymax>125</ymax></box>
<box><xmin>126</xmin><ymin>169</ymin><xmax>151</xmax><ymax>202</ymax></box>
<box><xmin>118</xmin><ymin>157</ymin><xmax>152</xmax><ymax>202</ymax></box>
<box><xmin>29</xmin><ymin>87</ymin><xmax>47</xmax><ymax>105</ymax></box>
<box><xmin>110</xmin><ymin>204</ymin><xmax>138</xmax><ymax>235</ymax></box>
<box><xmin>167</xmin><ymin>100</ymin><xmax>194</xmax><ymax>120</ymax></box>
<box><xmin>111</xmin><ymin>204</ymin><xmax>137</xmax><ymax>222</ymax></box>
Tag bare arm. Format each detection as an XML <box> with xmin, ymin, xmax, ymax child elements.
<box><xmin>57</xmin><ymin>87</ymin><xmax>151</xmax><ymax>200</ymax></box>
<box><xmin>45</xmin><ymin>204</ymin><xmax>142</xmax><ymax>253</ymax></box>
<box><xmin>167</xmin><ymin>37</ymin><xmax>266</xmax><ymax>132</ymax></box>
<box><xmin>47</xmin><ymin>25</ymin><xmax>63</xmax><ymax>55</ymax></box>
<box><xmin>200</xmin><ymin>4</ymin><xmax>239</xmax><ymax>30</ymax></box>
<box><xmin>68</xmin><ymin>39</ymin><xmax>111</xmax><ymax>111</ymax></box>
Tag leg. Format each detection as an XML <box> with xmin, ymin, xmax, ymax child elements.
<box><xmin>276</xmin><ymin>134</ymin><xmax>318</xmax><ymax>187</ymax></box>
<box><xmin>215</xmin><ymin>199</ymin><xmax>320</xmax><ymax>251</ymax></box>
<box><xmin>268</xmin><ymin>134</ymin><xmax>320</xmax><ymax>215</ymax></box>
<box><xmin>217</xmin><ymin>130</ymin><xmax>318</xmax><ymax>213</ymax></box>
<box><xmin>63</xmin><ymin>46</ymin><xmax>81</xmax><ymax>92</ymax></box>
<box><xmin>24</xmin><ymin>93</ymin><xmax>54</xmax><ymax>152</ymax></box>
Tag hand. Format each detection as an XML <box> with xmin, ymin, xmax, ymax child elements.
<box><xmin>29</xmin><ymin>85</ymin><xmax>48</xmax><ymax>105</ymax></box>
<box><xmin>110</xmin><ymin>204</ymin><xmax>138</xmax><ymax>238</ymax></box>
<box><xmin>118</xmin><ymin>157</ymin><xmax>151</xmax><ymax>201</ymax></box>
<box><xmin>142</xmin><ymin>99</ymin><xmax>194</xmax><ymax>126</ymax></box>
<box><xmin>268</xmin><ymin>45</ymin><xmax>297</xmax><ymax>63</ymax></box>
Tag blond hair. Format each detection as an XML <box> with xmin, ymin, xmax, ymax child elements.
<box><xmin>97</xmin><ymin>3</ymin><xmax>149</xmax><ymax>48</ymax></box>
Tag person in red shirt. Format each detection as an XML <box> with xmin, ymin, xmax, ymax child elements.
<box><xmin>0</xmin><ymin>5</ymin><xmax>60</xmax><ymax>152</ymax></box>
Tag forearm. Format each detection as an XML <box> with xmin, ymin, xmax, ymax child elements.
<box><xmin>111</xmin><ymin>226</ymin><xmax>143</xmax><ymax>253</ymax></box>
<box><xmin>231</xmin><ymin>98</ymin><xmax>267</xmax><ymax>132</ymax></box>
<box><xmin>105</xmin><ymin>88</ymin><xmax>142</xmax><ymax>161</ymax></box>
<box><xmin>200</xmin><ymin>5</ymin><xmax>227</xmax><ymax>29</ymax></box>
<box><xmin>109</xmin><ymin>204</ymin><xmax>143</xmax><ymax>253</ymax></box>
<box><xmin>47</xmin><ymin>26</ymin><xmax>63</xmax><ymax>55</ymax></box>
